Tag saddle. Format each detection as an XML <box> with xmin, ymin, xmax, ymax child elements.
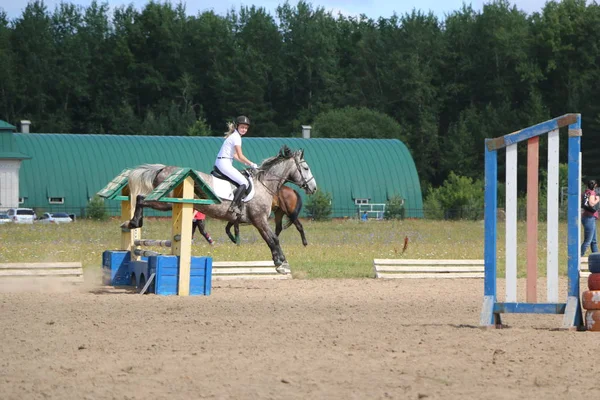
<box><xmin>211</xmin><ymin>166</ymin><xmax>253</xmax><ymax>196</ymax></box>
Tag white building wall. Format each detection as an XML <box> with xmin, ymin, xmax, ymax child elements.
<box><xmin>0</xmin><ymin>160</ymin><xmax>21</xmax><ymax>211</ymax></box>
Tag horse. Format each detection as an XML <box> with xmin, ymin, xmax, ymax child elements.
<box><xmin>225</xmin><ymin>185</ymin><xmax>308</xmax><ymax>246</ymax></box>
<box><xmin>121</xmin><ymin>146</ymin><xmax>317</xmax><ymax>272</ymax></box>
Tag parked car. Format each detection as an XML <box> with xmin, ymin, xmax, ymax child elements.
<box><xmin>0</xmin><ymin>213</ymin><xmax>11</xmax><ymax>224</ymax></box>
<box><xmin>6</xmin><ymin>208</ymin><xmax>36</xmax><ymax>224</ymax></box>
<box><xmin>37</xmin><ymin>212</ymin><xmax>73</xmax><ymax>224</ymax></box>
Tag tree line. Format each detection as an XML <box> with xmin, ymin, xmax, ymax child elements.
<box><xmin>1</xmin><ymin>0</ymin><xmax>600</xmax><ymax>189</ymax></box>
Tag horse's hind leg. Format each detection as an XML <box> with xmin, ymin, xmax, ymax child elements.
<box><xmin>121</xmin><ymin>195</ymin><xmax>146</xmax><ymax>229</ymax></box>
<box><xmin>275</xmin><ymin>208</ymin><xmax>307</xmax><ymax>246</ymax></box>
<box><xmin>293</xmin><ymin>219</ymin><xmax>308</xmax><ymax>246</ymax></box>
<box><xmin>253</xmin><ymin>218</ymin><xmax>287</xmax><ymax>271</ymax></box>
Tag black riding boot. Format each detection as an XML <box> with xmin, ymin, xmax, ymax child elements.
<box><xmin>228</xmin><ymin>184</ymin><xmax>247</xmax><ymax>215</ymax></box>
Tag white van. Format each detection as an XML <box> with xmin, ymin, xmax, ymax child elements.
<box><xmin>6</xmin><ymin>208</ymin><xmax>36</xmax><ymax>224</ymax></box>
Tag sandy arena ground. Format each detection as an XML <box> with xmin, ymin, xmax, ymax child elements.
<box><xmin>1</xmin><ymin>270</ymin><xmax>599</xmax><ymax>400</ymax></box>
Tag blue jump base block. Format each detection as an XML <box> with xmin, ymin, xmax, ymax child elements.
<box><xmin>102</xmin><ymin>250</ymin><xmax>131</xmax><ymax>286</ymax></box>
<box><xmin>148</xmin><ymin>255</ymin><xmax>212</xmax><ymax>296</ymax></box>
<box><xmin>130</xmin><ymin>260</ymin><xmax>150</xmax><ymax>288</ymax></box>
<box><xmin>102</xmin><ymin>250</ymin><xmax>212</xmax><ymax>296</ymax></box>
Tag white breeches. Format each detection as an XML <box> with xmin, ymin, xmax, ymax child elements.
<box><xmin>215</xmin><ymin>159</ymin><xmax>248</xmax><ymax>187</ymax></box>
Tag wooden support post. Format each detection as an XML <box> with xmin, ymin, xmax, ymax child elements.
<box><xmin>546</xmin><ymin>129</ymin><xmax>559</xmax><ymax>303</ymax></box>
<box><xmin>121</xmin><ymin>187</ymin><xmax>140</xmax><ymax>261</ymax></box>
<box><xmin>526</xmin><ymin>136</ymin><xmax>539</xmax><ymax>303</ymax></box>
<box><xmin>172</xmin><ymin>176</ymin><xmax>194</xmax><ymax>296</ymax></box>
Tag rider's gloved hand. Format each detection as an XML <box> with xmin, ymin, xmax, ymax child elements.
<box><xmin>250</xmin><ymin>162</ymin><xmax>258</xmax><ymax>169</ymax></box>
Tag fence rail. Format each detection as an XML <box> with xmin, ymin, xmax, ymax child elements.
<box><xmin>0</xmin><ymin>205</ymin><xmax>574</xmax><ymax>221</ymax></box>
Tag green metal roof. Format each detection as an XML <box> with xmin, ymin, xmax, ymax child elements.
<box><xmin>0</xmin><ymin>131</ymin><xmax>30</xmax><ymax>159</ymax></box>
<box><xmin>0</xmin><ymin>120</ymin><xmax>16</xmax><ymax>132</ymax></box>
<box><xmin>14</xmin><ymin>134</ymin><xmax>423</xmax><ymax>218</ymax></box>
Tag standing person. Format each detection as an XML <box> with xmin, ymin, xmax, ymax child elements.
<box><xmin>214</xmin><ymin>115</ymin><xmax>258</xmax><ymax>215</ymax></box>
<box><xmin>192</xmin><ymin>210</ymin><xmax>214</xmax><ymax>245</ymax></box>
<box><xmin>581</xmin><ymin>180</ymin><xmax>599</xmax><ymax>256</ymax></box>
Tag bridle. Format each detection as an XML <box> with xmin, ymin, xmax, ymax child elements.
<box><xmin>257</xmin><ymin>154</ymin><xmax>315</xmax><ymax>196</ymax></box>
<box><xmin>293</xmin><ymin>157</ymin><xmax>315</xmax><ymax>194</ymax></box>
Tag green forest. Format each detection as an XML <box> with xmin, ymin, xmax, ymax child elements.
<box><xmin>1</xmin><ymin>0</ymin><xmax>599</xmax><ymax>188</ymax></box>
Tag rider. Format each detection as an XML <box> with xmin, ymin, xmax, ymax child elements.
<box><xmin>215</xmin><ymin>115</ymin><xmax>258</xmax><ymax>215</ymax></box>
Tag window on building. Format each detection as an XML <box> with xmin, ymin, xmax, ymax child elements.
<box><xmin>354</xmin><ymin>198</ymin><xmax>369</xmax><ymax>205</ymax></box>
<box><xmin>18</xmin><ymin>197</ymin><xmax>25</xmax><ymax>204</ymax></box>
<box><xmin>49</xmin><ymin>197</ymin><xmax>64</xmax><ymax>204</ymax></box>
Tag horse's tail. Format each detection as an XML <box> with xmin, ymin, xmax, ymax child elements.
<box><xmin>283</xmin><ymin>189</ymin><xmax>303</xmax><ymax>230</ymax></box>
<box><xmin>127</xmin><ymin>164</ymin><xmax>165</xmax><ymax>202</ymax></box>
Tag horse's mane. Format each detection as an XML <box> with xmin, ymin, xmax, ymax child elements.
<box><xmin>256</xmin><ymin>145</ymin><xmax>295</xmax><ymax>180</ymax></box>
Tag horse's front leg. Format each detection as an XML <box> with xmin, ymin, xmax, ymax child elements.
<box><xmin>253</xmin><ymin>217</ymin><xmax>288</xmax><ymax>272</ymax></box>
<box><xmin>120</xmin><ymin>195</ymin><xmax>146</xmax><ymax>229</ymax></box>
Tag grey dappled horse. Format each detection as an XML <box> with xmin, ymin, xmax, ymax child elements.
<box><xmin>121</xmin><ymin>146</ymin><xmax>317</xmax><ymax>272</ymax></box>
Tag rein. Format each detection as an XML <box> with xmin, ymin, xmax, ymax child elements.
<box><xmin>257</xmin><ymin>171</ymin><xmax>286</xmax><ymax>197</ymax></box>
<box><xmin>257</xmin><ymin>154</ymin><xmax>312</xmax><ymax>197</ymax></box>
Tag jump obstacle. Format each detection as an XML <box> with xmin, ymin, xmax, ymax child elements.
<box><xmin>479</xmin><ymin>114</ymin><xmax>583</xmax><ymax>329</ymax></box>
<box><xmin>98</xmin><ymin>167</ymin><xmax>220</xmax><ymax>296</ymax></box>
<box><xmin>373</xmin><ymin>259</ymin><xmax>484</xmax><ymax>279</ymax></box>
<box><xmin>581</xmin><ymin>257</ymin><xmax>590</xmax><ymax>278</ymax></box>
<box><xmin>0</xmin><ymin>262</ymin><xmax>84</xmax><ymax>288</ymax></box>
<box><xmin>212</xmin><ymin>261</ymin><xmax>292</xmax><ymax>280</ymax></box>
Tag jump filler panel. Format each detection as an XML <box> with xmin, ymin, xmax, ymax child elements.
<box><xmin>103</xmin><ymin>250</ymin><xmax>212</xmax><ymax>296</ymax></box>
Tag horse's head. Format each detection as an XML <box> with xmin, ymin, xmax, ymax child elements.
<box><xmin>288</xmin><ymin>148</ymin><xmax>317</xmax><ymax>195</ymax></box>
<box><xmin>258</xmin><ymin>146</ymin><xmax>317</xmax><ymax>195</ymax></box>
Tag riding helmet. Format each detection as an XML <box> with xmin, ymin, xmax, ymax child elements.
<box><xmin>236</xmin><ymin>115</ymin><xmax>251</xmax><ymax>126</ymax></box>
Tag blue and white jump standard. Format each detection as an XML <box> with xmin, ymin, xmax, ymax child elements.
<box><xmin>479</xmin><ymin>114</ymin><xmax>584</xmax><ymax>330</ymax></box>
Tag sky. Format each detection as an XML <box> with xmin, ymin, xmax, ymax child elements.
<box><xmin>2</xmin><ymin>0</ymin><xmax>553</xmax><ymax>21</ymax></box>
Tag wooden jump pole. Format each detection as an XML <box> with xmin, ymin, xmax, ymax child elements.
<box><xmin>526</xmin><ymin>136</ymin><xmax>539</xmax><ymax>303</ymax></box>
<box><xmin>172</xmin><ymin>176</ymin><xmax>195</xmax><ymax>296</ymax></box>
<box><xmin>121</xmin><ymin>186</ymin><xmax>141</xmax><ymax>261</ymax></box>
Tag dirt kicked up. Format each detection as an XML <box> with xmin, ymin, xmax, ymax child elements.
<box><xmin>0</xmin><ymin>272</ymin><xmax>597</xmax><ymax>400</ymax></box>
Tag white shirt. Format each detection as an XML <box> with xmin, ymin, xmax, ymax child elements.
<box><xmin>216</xmin><ymin>131</ymin><xmax>242</xmax><ymax>160</ymax></box>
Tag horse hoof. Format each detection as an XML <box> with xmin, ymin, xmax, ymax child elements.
<box><xmin>121</xmin><ymin>221</ymin><xmax>140</xmax><ymax>230</ymax></box>
<box><xmin>276</xmin><ymin>262</ymin><xmax>291</xmax><ymax>275</ymax></box>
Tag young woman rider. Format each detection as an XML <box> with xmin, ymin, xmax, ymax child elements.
<box><xmin>214</xmin><ymin>115</ymin><xmax>258</xmax><ymax>215</ymax></box>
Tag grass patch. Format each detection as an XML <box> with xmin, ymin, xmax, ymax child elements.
<box><xmin>0</xmin><ymin>218</ymin><xmax>574</xmax><ymax>278</ymax></box>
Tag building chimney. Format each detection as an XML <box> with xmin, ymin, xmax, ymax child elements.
<box><xmin>301</xmin><ymin>125</ymin><xmax>311</xmax><ymax>139</ymax></box>
<box><xmin>20</xmin><ymin>120</ymin><xmax>31</xmax><ymax>134</ymax></box>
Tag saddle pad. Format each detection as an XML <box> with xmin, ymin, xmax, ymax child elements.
<box><xmin>211</xmin><ymin>176</ymin><xmax>255</xmax><ymax>202</ymax></box>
